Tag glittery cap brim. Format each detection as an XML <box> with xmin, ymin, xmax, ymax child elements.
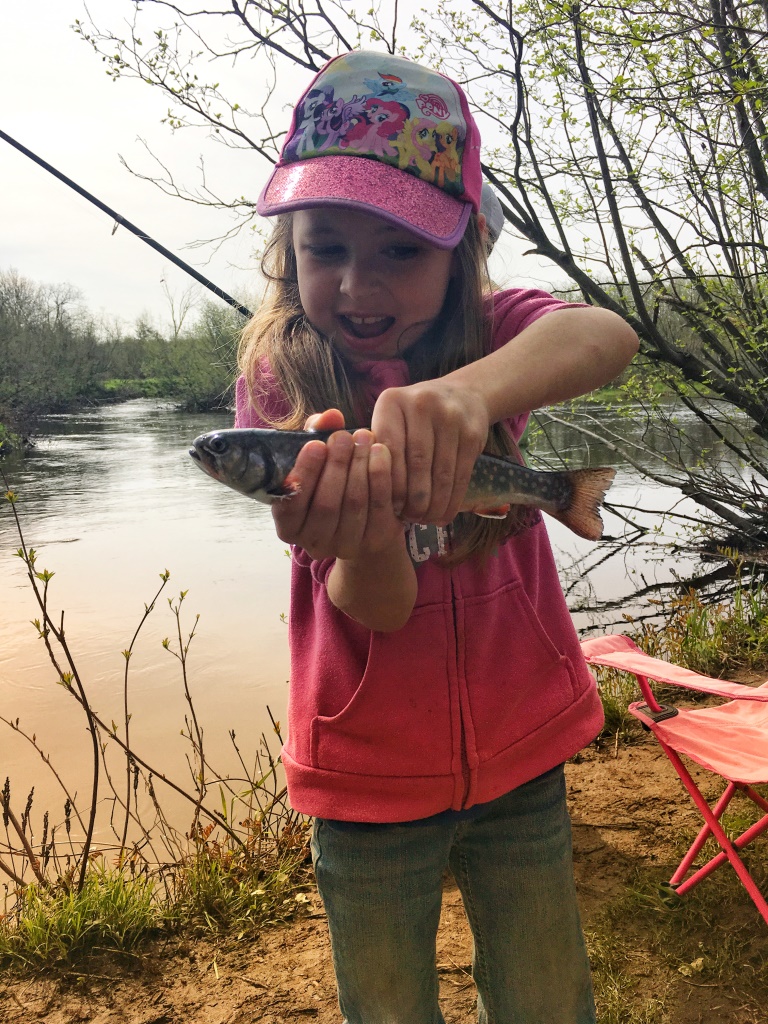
<box><xmin>257</xmin><ymin>155</ymin><xmax>471</xmax><ymax>249</ymax></box>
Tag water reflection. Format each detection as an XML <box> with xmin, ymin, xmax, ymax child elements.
<box><xmin>1</xmin><ymin>401</ymin><xmax>293</xmax><ymax>831</ymax></box>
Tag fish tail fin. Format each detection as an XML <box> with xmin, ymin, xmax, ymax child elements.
<box><xmin>551</xmin><ymin>468</ymin><xmax>616</xmax><ymax>541</ymax></box>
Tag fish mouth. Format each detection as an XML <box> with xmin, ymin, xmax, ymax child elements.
<box><xmin>338</xmin><ymin>314</ymin><xmax>395</xmax><ymax>340</ymax></box>
<box><xmin>189</xmin><ymin>439</ymin><xmax>222</xmax><ymax>481</ymax></box>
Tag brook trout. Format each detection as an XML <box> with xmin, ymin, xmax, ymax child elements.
<box><xmin>189</xmin><ymin>428</ymin><xmax>615</xmax><ymax>540</ymax></box>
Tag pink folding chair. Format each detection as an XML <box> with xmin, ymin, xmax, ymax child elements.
<box><xmin>581</xmin><ymin>633</ymin><xmax>768</xmax><ymax>924</ymax></box>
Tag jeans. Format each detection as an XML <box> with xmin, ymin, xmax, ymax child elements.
<box><xmin>310</xmin><ymin>765</ymin><xmax>596</xmax><ymax>1024</ymax></box>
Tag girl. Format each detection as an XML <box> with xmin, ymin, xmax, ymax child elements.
<box><xmin>235</xmin><ymin>50</ymin><xmax>638</xmax><ymax>1024</ymax></box>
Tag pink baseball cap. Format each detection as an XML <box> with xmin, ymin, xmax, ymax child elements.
<box><xmin>257</xmin><ymin>51</ymin><xmax>482</xmax><ymax>249</ymax></box>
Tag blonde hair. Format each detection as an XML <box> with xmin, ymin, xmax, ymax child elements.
<box><xmin>238</xmin><ymin>212</ymin><xmax>534</xmax><ymax>563</ymax></box>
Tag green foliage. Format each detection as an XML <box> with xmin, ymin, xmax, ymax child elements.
<box><xmin>168</xmin><ymin>819</ymin><xmax>311</xmax><ymax>935</ymax></box>
<box><xmin>0</xmin><ymin>270</ymin><xmax>104</xmax><ymax>436</ymax></box>
<box><xmin>0</xmin><ymin>269</ymin><xmax>243</xmax><ymax>432</ymax></box>
<box><xmin>0</xmin><ymin>423</ymin><xmax>23</xmax><ymax>456</ymax></box>
<box><xmin>593</xmin><ymin>564</ymin><xmax>768</xmax><ymax>739</ymax></box>
<box><xmin>0</xmin><ymin>867</ymin><xmax>160</xmax><ymax>967</ymax></box>
<box><xmin>634</xmin><ymin>563</ymin><xmax>768</xmax><ymax>677</ymax></box>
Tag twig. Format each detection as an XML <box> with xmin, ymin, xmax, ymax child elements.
<box><xmin>0</xmin><ymin>796</ymin><xmax>44</xmax><ymax>885</ymax></box>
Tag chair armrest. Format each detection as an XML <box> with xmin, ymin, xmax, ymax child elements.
<box><xmin>580</xmin><ymin>635</ymin><xmax>768</xmax><ymax>701</ymax></box>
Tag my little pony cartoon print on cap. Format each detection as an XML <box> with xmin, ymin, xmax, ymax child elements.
<box><xmin>257</xmin><ymin>51</ymin><xmax>482</xmax><ymax>249</ymax></box>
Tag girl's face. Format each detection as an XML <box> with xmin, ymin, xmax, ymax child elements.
<box><xmin>292</xmin><ymin>208</ymin><xmax>456</xmax><ymax>364</ymax></box>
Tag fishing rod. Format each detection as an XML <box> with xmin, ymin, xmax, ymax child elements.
<box><xmin>0</xmin><ymin>128</ymin><xmax>253</xmax><ymax>320</ymax></box>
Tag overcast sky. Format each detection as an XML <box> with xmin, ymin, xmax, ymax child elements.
<box><xmin>0</xmin><ymin>0</ymin><xmax>564</xmax><ymax>334</ymax></box>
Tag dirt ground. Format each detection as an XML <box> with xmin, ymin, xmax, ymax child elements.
<box><xmin>1</xmin><ymin>732</ymin><xmax>767</xmax><ymax>1024</ymax></box>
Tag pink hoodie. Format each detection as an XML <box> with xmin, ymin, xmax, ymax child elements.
<box><xmin>235</xmin><ymin>288</ymin><xmax>604</xmax><ymax>822</ymax></box>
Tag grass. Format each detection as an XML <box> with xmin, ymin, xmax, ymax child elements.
<box><xmin>592</xmin><ymin>564</ymin><xmax>768</xmax><ymax>745</ymax></box>
<box><xmin>0</xmin><ymin>820</ymin><xmax>312</xmax><ymax>970</ymax></box>
<box><xmin>588</xmin><ymin>929</ymin><xmax>668</xmax><ymax>1024</ymax></box>
<box><xmin>588</xmin><ymin>825</ymin><xmax>768</xmax><ymax>1019</ymax></box>
<box><xmin>582</xmin><ymin>779</ymin><xmax>768</xmax><ymax>1023</ymax></box>
<box><xmin>0</xmin><ymin>483</ymin><xmax>313</xmax><ymax>971</ymax></box>
<box><xmin>166</xmin><ymin>817</ymin><xmax>312</xmax><ymax>936</ymax></box>
<box><xmin>0</xmin><ymin>866</ymin><xmax>159</xmax><ymax>968</ymax></box>
<box><xmin>634</xmin><ymin>562</ymin><xmax>768</xmax><ymax>678</ymax></box>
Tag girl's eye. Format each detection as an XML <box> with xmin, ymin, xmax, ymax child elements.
<box><xmin>306</xmin><ymin>244</ymin><xmax>346</xmax><ymax>262</ymax></box>
<box><xmin>384</xmin><ymin>245</ymin><xmax>420</xmax><ymax>261</ymax></box>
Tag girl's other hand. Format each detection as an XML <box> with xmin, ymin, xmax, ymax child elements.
<box><xmin>370</xmin><ymin>381</ymin><xmax>490</xmax><ymax>525</ymax></box>
<box><xmin>270</xmin><ymin>409</ymin><xmax>404</xmax><ymax>562</ymax></box>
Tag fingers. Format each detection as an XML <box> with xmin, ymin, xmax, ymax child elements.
<box><xmin>365</xmin><ymin>442</ymin><xmax>398</xmax><ymax>538</ymax></box>
<box><xmin>304</xmin><ymin>408</ymin><xmax>346</xmax><ymax>432</ymax></box>
<box><xmin>271</xmin><ymin>438</ymin><xmax>328</xmax><ymax>542</ymax></box>
<box><xmin>371</xmin><ymin>383</ymin><xmax>489</xmax><ymax>526</ymax></box>
<box><xmin>291</xmin><ymin>430</ymin><xmax>357</xmax><ymax>555</ymax></box>
<box><xmin>371</xmin><ymin>397</ymin><xmax>407</xmax><ymax>514</ymax></box>
<box><xmin>272</xmin><ymin>428</ymin><xmax>397</xmax><ymax>560</ymax></box>
<box><xmin>334</xmin><ymin>430</ymin><xmax>373</xmax><ymax>554</ymax></box>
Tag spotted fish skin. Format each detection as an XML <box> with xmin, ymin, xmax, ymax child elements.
<box><xmin>465</xmin><ymin>453</ymin><xmax>574</xmax><ymax>514</ymax></box>
<box><xmin>189</xmin><ymin>428</ymin><xmax>615</xmax><ymax>541</ymax></box>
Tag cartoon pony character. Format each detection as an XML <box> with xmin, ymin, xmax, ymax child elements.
<box><xmin>283</xmin><ymin>87</ymin><xmax>333</xmax><ymax>159</ymax></box>
<box><xmin>315</xmin><ymin>94</ymin><xmax>366</xmax><ymax>150</ymax></box>
<box><xmin>362</xmin><ymin>72</ymin><xmax>417</xmax><ymax>105</ymax></box>
<box><xmin>392</xmin><ymin>117</ymin><xmax>438</xmax><ymax>177</ymax></box>
<box><xmin>341</xmin><ymin>99</ymin><xmax>409</xmax><ymax>158</ymax></box>
<box><xmin>429</xmin><ymin>122</ymin><xmax>462</xmax><ymax>188</ymax></box>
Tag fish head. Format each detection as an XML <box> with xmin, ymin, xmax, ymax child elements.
<box><xmin>189</xmin><ymin>430</ymin><xmax>271</xmax><ymax>500</ymax></box>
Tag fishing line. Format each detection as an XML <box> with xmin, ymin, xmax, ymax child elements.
<box><xmin>0</xmin><ymin>128</ymin><xmax>253</xmax><ymax>320</ymax></box>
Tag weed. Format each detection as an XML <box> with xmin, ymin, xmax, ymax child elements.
<box><xmin>0</xmin><ymin>483</ymin><xmax>311</xmax><ymax>966</ymax></box>
<box><xmin>592</xmin><ymin>564</ymin><xmax>768</xmax><ymax>743</ymax></box>
<box><xmin>587</xmin><ymin>927</ymin><xmax>669</xmax><ymax>1023</ymax></box>
<box><xmin>594</xmin><ymin>666</ymin><xmax>642</xmax><ymax>744</ymax></box>
<box><xmin>0</xmin><ymin>865</ymin><xmax>159</xmax><ymax>968</ymax></box>
<box><xmin>633</xmin><ymin>558</ymin><xmax>768</xmax><ymax>678</ymax></box>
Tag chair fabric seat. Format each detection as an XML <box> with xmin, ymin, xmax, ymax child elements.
<box><xmin>582</xmin><ymin>633</ymin><xmax>768</xmax><ymax>925</ymax></box>
<box><xmin>630</xmin><ymin>699</ymin><xmax>768</xmax><ymax>784</ymax></box>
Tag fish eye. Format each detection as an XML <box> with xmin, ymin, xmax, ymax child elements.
<box><xmin>205</xmin><ymin>435</ymin><xmax>229</xmax><ymax>455</ymax></box>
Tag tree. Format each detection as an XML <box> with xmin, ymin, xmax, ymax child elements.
<box><xmin>0</xmin><ymin>269</ymin><xmax>102</xmax><ymax>434</ymax></box>
<box><xmin>78</xmin><ymin>0</ymin><xmax>768</xmax><ymax>550</ymax></box>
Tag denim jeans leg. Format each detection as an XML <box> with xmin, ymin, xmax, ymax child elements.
<box><xmin>311</xmin><ymin>817</ymin><xmax>451</xmax><ymax>1024</ymax></box>
<box><xmin>449</xmin><ymin>767</ymin><xmax>596</xmax><ymax>1024</ymax></box>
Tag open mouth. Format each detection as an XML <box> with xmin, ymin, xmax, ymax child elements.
<box><xmin>338</xmin><ymin>314</ymin><xmax>395</xmax><ymax>340</ymax></box>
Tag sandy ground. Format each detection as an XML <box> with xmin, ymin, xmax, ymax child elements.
<box><xmin>1</xmin><ymin>733</ymin><xmax>767</xmax><ymax>1024</ymax></box>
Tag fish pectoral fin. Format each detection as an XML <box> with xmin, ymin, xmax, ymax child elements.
<box><xmin>473</xmin><ymin>504</ymin><xmax>511</xmax><ymax>520</ymax></box>
<box><xmin>272</xmin><ymin>472</ymin><xmax>302</xmax><ymax>498</ymax></box>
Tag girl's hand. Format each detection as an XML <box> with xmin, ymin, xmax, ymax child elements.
<box><xmin>370</xmin><ymin>380</ymin><xmax>490</xmax><ymax>525</ymax></box>
<box><xmin>270</xmin><ymin>409</ymin><xmax>404</xmax><ymax>562</ymax></box>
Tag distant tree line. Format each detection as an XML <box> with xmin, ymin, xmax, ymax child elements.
<box><xmin>0</xmin><ymin>269</ymin><xmax>244</xmax><ymax>444</ymax></box>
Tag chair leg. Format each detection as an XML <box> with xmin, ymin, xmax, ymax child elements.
<box><xmin>658</xmin><ymin>739</ymin><xmax>768</xmax><ymax>926</ymax></box>
<box><xmin>669</xmin><ymin>782</ymin><xmax>737</xmax><ymax>886</ymax></box>
<box><xmin>675</xmin><ymin>812</ymin><xmax>768</xmax><ymax>896</ymax></box>
<box><xmin>744</xmin><ymin>785</ymin><xmax>768</xmax><ymax>814</ymax></box>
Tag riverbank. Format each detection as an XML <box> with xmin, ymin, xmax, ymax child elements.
<box><xmin>1</xmin><ymin>732</ymin><xmax>766</xmax><ymax>1024</ymax></box>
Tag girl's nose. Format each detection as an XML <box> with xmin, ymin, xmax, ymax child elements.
<box><xmin>339</xmin><ymin>257</ymin><xmax>380</xmax><ymax>300</ymax></box>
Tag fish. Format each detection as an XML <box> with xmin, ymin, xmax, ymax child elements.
<box><xmin>189</xmin><ymin>428</ymin><xmax>616</xmax><ymax>541</ymax></box>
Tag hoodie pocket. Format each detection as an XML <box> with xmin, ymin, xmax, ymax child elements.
<box><xmin>309</xmin><ymin>602</ymin><xmax>455</xmax><ymax>778</ymax></box>
<box><xmin>460</xmin><ymin>580</ymin><xmax>579</xmax><ymax>761</ymax></box>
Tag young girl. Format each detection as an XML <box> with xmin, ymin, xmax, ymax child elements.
<box><xmin>235</xmin><ymin>50</ymin><xmax>638</xmax><ymax>1024</ymax></box>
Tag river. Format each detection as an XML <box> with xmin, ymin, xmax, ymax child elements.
<box><xmin>0</xmin><ymin>398</ymin><xmax>729</xmax><ymax>840</ymax></box>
